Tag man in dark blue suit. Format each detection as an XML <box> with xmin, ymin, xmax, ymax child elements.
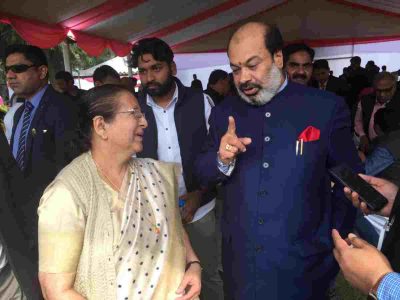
<box><xmin>194</xmin><ymin>22</ymin><xmax>362</xmax><ymax>299</ymax></box>
<box><xmin>0</xmin><ymin>130</ymin><xmax>42</xmax><ymax>299</ymax></box>
<box><xmin>6</xmin><ymin>45</ymin><xmax>79</xmax><ymax>246</ymax></box>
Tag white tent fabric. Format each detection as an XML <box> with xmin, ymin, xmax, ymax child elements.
<box><xmin>2</xmin><ymin>0</ymin><xmax>400</xmax><ymax>54</ymax></box>
<box><xmin>75</xmin><ymin>38</ymin><xmax>400</xmax><ymax>90</ymax></box>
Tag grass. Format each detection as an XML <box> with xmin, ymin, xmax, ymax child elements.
<box><xmin>334</xmin><ymin>272</ymin><xmax>365</xmax><ymax>300</ymax></box>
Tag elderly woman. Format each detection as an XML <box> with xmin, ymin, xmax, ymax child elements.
<box><xmin>38</xmin><ymin>85</ymin><xmax>201</xmax><ymax>300</ymax></box>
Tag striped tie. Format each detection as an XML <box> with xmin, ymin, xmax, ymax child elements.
<box><xmin>16</xmin><ymin>101</ymin><xmax>34</xmax><ymax>170</ymax></box>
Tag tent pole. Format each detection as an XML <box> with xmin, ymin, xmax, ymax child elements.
<box><xmin>61</xmin><ymin>42</ymin><xmax>72</xmax><ymax>73</ymax></box>
<box><xmin>126</xmin><ymin>55</ymin><xmax>133</xmax><ymax>77</ymax></box>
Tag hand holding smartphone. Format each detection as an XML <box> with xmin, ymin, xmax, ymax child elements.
<box><xmin>329</xmin><ymin>164</ymin><xmax>388</xmax><ymax>211</ymax></box>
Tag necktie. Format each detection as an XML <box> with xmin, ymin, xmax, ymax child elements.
<box><xmin>16</xmin><ymin>101</ymin><xmax>34</xmax><ymax>170</ymax></box>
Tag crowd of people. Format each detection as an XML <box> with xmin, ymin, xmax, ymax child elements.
<box><xmin>0</xmin><ymin>20</ymin><xmax>400</xmax><ymax>300</ymax></box>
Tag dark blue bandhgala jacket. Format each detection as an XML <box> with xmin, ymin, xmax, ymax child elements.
<box><xmin>194</xmin><ymin>82</ymin><xmax>362</xmax><ymax>300</ymax></box>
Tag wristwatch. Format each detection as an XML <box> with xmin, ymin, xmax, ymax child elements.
<box><xmin>368</xmin><ymin>273</ymin><xmax>388</xmax><ymax>300</ymax></box>
<box><xmin>368</xmin><ymin>289</ymin><xmax>378</xmax><ymax>300</ymax></box>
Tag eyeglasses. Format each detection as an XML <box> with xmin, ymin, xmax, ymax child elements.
<box><xmin>117</xmin><ymin>108</ymin><xmax>145</xmax><ymax>119</ymax></box>
<box><xmin>5</xmin><ymin>64</ymin><xmax>37</xmax><ymax>74</ymax></box>
<box><xmin>376</xmin><ymin>85</ymin><xmax>395</xmax><ymax>94</ymax></box>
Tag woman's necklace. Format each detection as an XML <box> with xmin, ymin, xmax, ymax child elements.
<box><xmin>93</xmin><ymin>159</ymin><xmax>121</xmax><ymax>193</ymax></box>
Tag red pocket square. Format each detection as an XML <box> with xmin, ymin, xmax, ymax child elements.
<box><xmin>298</xmin><ymin>126</ymin><xmax>320</xmax><ymax>142</ymax></box>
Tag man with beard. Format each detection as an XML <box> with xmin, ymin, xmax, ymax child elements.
<box><xmin>131</xmin><ymin>37</ymin><xmax>224</xmax><ymax>300</ymax></box>
<box><xmin>194</xmin><ymin>22</ymin><xmax>361</xmax><ymax>300</ymax></box>
<box><xmin>283</xmin><ymin>43</ymin><xmax>314</xmax><ymax>85</ymax></box>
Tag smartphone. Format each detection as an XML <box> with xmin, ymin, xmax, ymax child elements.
<box><xmin>329</xmin><ymin>164</ymin><xmax>388</xmax><ymax>211</ymax></box>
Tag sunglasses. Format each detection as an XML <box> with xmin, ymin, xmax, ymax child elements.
<box><xmin>5</xmin><ymin>64</ymin><xmax>37</xmax><ymax>74</ymax></box>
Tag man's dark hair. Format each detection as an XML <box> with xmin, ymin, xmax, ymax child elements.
<box><xmin>4</xmin><ymin>44</ymin><xmax>48</xmax><ymax>67</ymax></box>
<box><xmin>350</xmin><ymin>56</ymin><xmax>361</xmax><ymax>64</ymax></box>
<box><xmin>208</xmin><ymin>69</ymin><xmax>228</xmax><ymax>86</ymax></box>
<box><xmin>130</xmin><ymin>38</ymin><xmax>174</xmax><ymax>68</ymax></box>
<box><xmin>93</xmin><ymin>65</ymin><xmax>120</xmax><ymax>83</ymax></box>
<box><xmin>55</xmin><ymin>71</ymin><xmax>74</xmax><ymax>82</ymax></box>
<box><xmin>282</xmin><ymin>43</ymin><xmax>315</xmax><ymax>65</ymax></box>
<box><xmin>313</xmin><ymin>59</ymin><xmax>330</xmax><ymax>71</ymax></box>
<box><xmin>264</xmin><ymin>24</ymin><xmax>284</xmax><ymax>56</ymax></box>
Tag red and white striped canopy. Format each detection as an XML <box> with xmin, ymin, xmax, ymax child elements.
<box><xmin>1</xmin><ymin>0</ymin><xmax>400</xmax><ymax>56</ymax></box>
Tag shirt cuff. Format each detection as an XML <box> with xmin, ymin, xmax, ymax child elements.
<box><xmin>217</xmin><ymin>154</ymin><xmax>235</xmax><ymax>176</ymax></box>
<box><xmin>354</xmin><ymin>128</ymin><xmax>366</xmax><ymax>137</ymax></box>
<box><xmin>377</xmin><ymin>272</ymin><xmax>400</xmax><ymax>300</ymax></box>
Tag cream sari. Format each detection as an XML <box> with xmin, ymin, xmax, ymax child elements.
<box><xmin>115</xmin><ymin>159</ymin><xmax>187</xmax><ymax>299</ymax></box>
<box><xmin>39</xmin><ymin>154</ymin><xmax>190</xmax><ymax>300</ymax></box>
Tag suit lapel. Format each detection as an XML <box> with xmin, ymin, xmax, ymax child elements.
<box><xmin>10</xmin><ymin>105</ymin><xmax>25</xmax><ymax>150</ymax></box>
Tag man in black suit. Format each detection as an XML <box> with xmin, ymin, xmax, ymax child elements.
<box><xmin>54</xmin><ymin>70</ymin><xmax>85</xmax><ymax>102</ymax></box>
<box><xmin>313</xmin><ymin>59</ymin><xmax>350</xmax><ymax>99</ymax></box>
<box><xmin>0</xmin><ymin>130</ymin><xmax>41</xmax><ymax>299</ymax></box>
<box><xmin>347</xmin><ymin>56</ymin><xmax>370</xmax><ymax>110</ymax></box>
<box><xmin>6</xmin><ymin>45</ymin><xmax>79</xmax><ymax>241</ymax></box>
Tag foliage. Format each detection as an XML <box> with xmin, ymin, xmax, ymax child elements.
<box><xmin>0</xmin><ymin>23</ymin><xmax>26</xmax><ymax>84</ymax></box>
<box><xmin>0</xmin><ymin>24</ymin><xmax>115</xmax><ymax>100</ymax></box>
<box><xmin>68</xmin><ymin>40</ymin><xmax>115</xmax><ymax>71</ymax></box>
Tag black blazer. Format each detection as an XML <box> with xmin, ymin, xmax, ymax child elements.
<box><xmin>326</xmin><ymin>76</ymin><xmax>350</xmax><ymax>98</ymax></box>
<box><xmin>312</xmin><ymin>76</ymin><xmax>350</xmax><ymax>99</ymax></box>
<box><xmin>10</xmin><ymin>85</ymin><xmax>79</xmax><ymax>242</ymax></box>
<box><xmin>137</xmin><ymin>78</ymin><xmax>216</xmax><ymax>205</ymax></box>
<box><xmin>0</xmin><ymin>130</ymin><xmax>42</xmax><ymax>299</ymax></box>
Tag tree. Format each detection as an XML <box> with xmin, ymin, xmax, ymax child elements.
<box><xmin>0</xmin><ymin>25</ymin><xmax>115</xmax><ymax>102</ymax></box>
<box><xmin>0</xmin><ymin>23</ymin><xmax>25</xmax><ymax>102</ymax></box>
<box><xmin>68</xmin><ymin>40</ymin><xmax>115</xmax><ymax>71</ymax></box>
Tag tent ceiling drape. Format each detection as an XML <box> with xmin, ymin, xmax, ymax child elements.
<box><xmin>1</xmin><ymin>0</ymin><xmax>400</xmax><ymax>57</ymax></box>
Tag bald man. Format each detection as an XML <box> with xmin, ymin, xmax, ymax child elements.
<box><xmin>194</xmin><ymin>22</ymin><xmax>362</xmax><ymax>300</ymax></box>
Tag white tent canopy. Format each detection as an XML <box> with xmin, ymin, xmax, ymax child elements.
<box><xmin>75</xmin><ymin>38</ymin><xmax>400</xmax><ymax>90</ymax></box>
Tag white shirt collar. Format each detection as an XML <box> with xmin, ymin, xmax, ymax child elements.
<box><xmin>277</xmin><ymin>76</ymin><xmax>288</xmax><ymax>94</ymax></box>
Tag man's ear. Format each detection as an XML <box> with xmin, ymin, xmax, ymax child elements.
<box><xmin>171</xmin><ymin>61</ymin><xmax>177</xmax><ymax>76</ymax></box>
<box><xmin>38</xmin><ymin>65</ymin><xmax>49</xmax><ymax>80</ymax></box>
<box><xmin>273</xmin><ymin>50</ymin><xmax>284</xmax><ymax>69</ymax></box>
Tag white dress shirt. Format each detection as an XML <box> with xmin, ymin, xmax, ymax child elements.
<box><xmin>0</xmin><ymin>243</ymin><xmax>7</xmax><ymax>272</ymax></box>
<box><xmin>146</xmin><ymin>83</ymin><xmax>215</xmax><ymax>223</ymax></box>
<box><xmin>4</xmin><ymin>102</ymin><xmax>23</xmax><ymax>144</ymax></box>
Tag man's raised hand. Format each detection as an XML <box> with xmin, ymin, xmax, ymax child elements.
<box><xmin>218</xmin><ymin>116</ymin><xmax>252</xmax><ymax>164</ymax></box>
